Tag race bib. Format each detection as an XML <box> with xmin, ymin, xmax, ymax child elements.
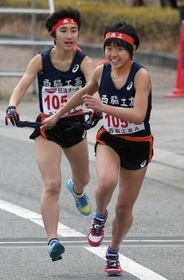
<box><xmin>103</xmin><ymin>113</ymin><xmax>145</xmax><ymax>134</ymax></box>
<box><xmin>42</xmin><ymin>86</ymin><xmax>82</xmax><ymax>115</ymax></box>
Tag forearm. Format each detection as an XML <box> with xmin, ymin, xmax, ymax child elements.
<box><xmin>9</xmin><ymin>90</ymin><xmax>25</xmax><ymax>107</ymax></box>
<box><xmin>102</xmin><ymin>104</ymin><xmax>145</xmax><ymax>124</ymax></box>
<box><xmin>54</xmin><ymin>88</ymin><xmax>85</xmax><ymax>121</ymax></box>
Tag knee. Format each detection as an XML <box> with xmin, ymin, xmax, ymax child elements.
<box><xmin>98</xmin><ymin>177</ymin><xmax>117</xmax><ymax>194</ymax></box>
<box><xmin>75</xmin><ymin>173</ymin><xmax>90</xmax><ymax>188</ymax></box>
<box><xmin>115</xmin><ymin>204</ymin><xmax>132</xmax><ymax>220</ymax></box>
<box><xmin>43</xmin><ymin>180</ymin><xmax>61</xmax><ymax>197</ymax></box>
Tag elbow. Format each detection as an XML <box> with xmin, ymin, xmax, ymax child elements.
<box><xmin>133</xmin><ymin>113</ymin><xmax>145</xmax><ymax>125</ymax></box>
<box><xmin>134</xmin><ymin>118</ymin><xmax>143</xmax><ymax>125</ymax></box>
<box><xmin>134</xmin><ymin>120</ymin><xmax>142</xmax><ymax>125</ymax></box>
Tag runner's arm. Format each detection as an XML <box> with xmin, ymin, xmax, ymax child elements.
<box><xmin>41</xmin><ymin>65</ymin><xmax>103</xmax><ymax>129</ymax></box>
<box><xmin>8</xmin><ymin>54</ymin><xmax>42</xmax><ymax>107</ymax></box>
<box><xmin>83</xmin><ymin>67</ymin><xmax>151</xmax><ymax>124</ymax></box>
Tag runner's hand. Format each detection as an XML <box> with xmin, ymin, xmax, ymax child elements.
<box><xmin>5</xmin><ymin>106</ymin><xmax>20</xmax><ymax>126</ymax></box>
<box><xmin>66</xmin><ymin>109</ymin><xmax>102</xmax><ymax>133</ymax></box>
<box><xmin>88</xmin><ymin>109</ymin><xmax>102</xmax><ymax>125</ymax></box>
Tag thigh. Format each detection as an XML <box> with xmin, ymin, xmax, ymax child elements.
<box><xmin>117</xmin><ymin>166</ymin><xmax>147</xmax><ymax>208</ymax></box>
<box><xmin>34</xmin><ymin>136</ymin><xmax>62</xmax><ymax>183</ymax></box>
<box><xmin>96</xmin><ymin>144</ymin><xmax>120</xmax><ymax>188</ymax></box>
<box><xmin>63</xmin><ymin>137</ymin><xmax>89</xmax><ymax>179</ymax></box>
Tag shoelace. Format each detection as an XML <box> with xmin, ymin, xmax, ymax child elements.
<box><xmin>106</xmin><ymin>255</ymin><xmax>119</xmax><ymax>268</ymax></box>
<box><xmin>77</xmin><ymin>194</ymin><xmax>88</xmax><ymax>207</ymax></box>
<box><xmin>92</xmin><ymin>218</ymin><xmax>105</xmax><ymax>234</ymax></box>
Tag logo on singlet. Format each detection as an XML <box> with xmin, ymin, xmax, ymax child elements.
<box><xmin>72</xmin><ymin>64</ymin><xmax>79</xmax><ymax>73</ymax></box>
<box><xmin>127</xmin><ymin>81</ymin><xmax>133</xmax><ymax>90</ymax></box>
<box><xmin>140</xmin><ymin>160</ymin><xmax>147</xmax><ymax>168</ymax></box>
<box><xmin>82</xmin><ymin>130</ymin><xmax>87</xmax><ymax>139</ymax></box>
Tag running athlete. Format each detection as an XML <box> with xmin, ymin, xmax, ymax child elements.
<box><xmin>41</xmin><ymin>20</ymin><xmax>153</xmax><ymax>275</ymax></box>
<box><xmin>5</xmin><ymin>6</ymin><xmax>94</xmax><ymax>262</ymax></box>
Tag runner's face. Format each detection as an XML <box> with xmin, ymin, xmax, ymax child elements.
<box><xmin>105</xmin><ymin>43</ymin><xmax>131</xmax><ymax>68</ymax></box>
<box><xmin>55</xmin><ymin>24</ymin><xmax>79</xmax><ymax>49</ymax></box>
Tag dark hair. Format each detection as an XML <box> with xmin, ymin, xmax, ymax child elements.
<box><xmin>103</xmin><ymin>21</ymin><xmax>140</xmax><ymax>59</ymax></box>
<box><xmin>45</xmin><ymin>6</ymin><xmax>81</xmax><ymax>35</ymax></box>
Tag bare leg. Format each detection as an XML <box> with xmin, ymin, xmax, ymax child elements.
<box><xmin>87</xmin><ymin>144</ymin><xmax>120</xmax><ymax>247</ymax></box>
<box><xmin>63</xmin><ymin>137</ymin><xmax>90</xmax><ymax>193</ymax></box>
<box><xmin>35</xmin><ymin>136</ymin><xmax>62</xmax><ymax>241</ymax></box>
<box><xmin>95</xmin><ymin>144</ymin><xmax>120</xmax><ymax>214</ymax></box>
<box><xmin>110</xmin><ymin>166</ymin><xmax>147</xmax><ymax>250</ymax></box>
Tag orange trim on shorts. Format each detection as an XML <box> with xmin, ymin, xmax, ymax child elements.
<box><xmin>64</xmin><ymin>109</ymin><xmax>84</xmax><ymax>117</ymax></box>
<box><xmin>39</xmin><ymin>113</ymin><xmax>49</xmax><ymax>139</ymax></box>
<box><xmin>96</xmin><ymin>126</ymin><xmax>154</xmax><ymax>163</ymax></box>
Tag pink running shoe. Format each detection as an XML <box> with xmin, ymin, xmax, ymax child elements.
<box><xmin>105</xmin><ymin>252</ymin><xmax>123</xmax><ymax>276</ymax></box>
<box><xmin>87</xmin><ymin>213</ymin><xmax>108</xmax><ymax>247</ymax></box>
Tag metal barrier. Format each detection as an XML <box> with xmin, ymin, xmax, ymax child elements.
<box><xmin>0</xmin><ymin>0</ymin><xmax>54</xmax><ymax>91</ymax></box>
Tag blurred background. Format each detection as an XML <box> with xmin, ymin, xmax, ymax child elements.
<box><xmin>0</xmin><ymin>0</ymin><xmax>181</xmax><ymax>97</ymax></box>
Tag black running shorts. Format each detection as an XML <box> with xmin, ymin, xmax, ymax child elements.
<box><xmin>95</xmin><ymin>127</ymin><xmax>154</xmax><ymax>170</ymax></box>
<box><xmin>29</xmin><ymin>112</ymin><xmax>87</xmax><ymax>148</ymax></box>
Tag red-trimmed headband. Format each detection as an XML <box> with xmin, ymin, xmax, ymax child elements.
<box><xmin>105</xmin><ymin>32</ymin><xmax>134</xmax><ymax>45</ymax></box>
<box><xmin>51</xmin><ymin>18</ymin><xmax>78</xmax><ymax>32</ymax></box>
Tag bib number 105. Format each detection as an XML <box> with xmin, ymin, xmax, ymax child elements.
<box><xmin>105</xmin><ymin>114</ymin><xmax>129</xmax><ymax>128</ymax></box>
<box><xmin>44</xmin><ymin>95</ymin><xmax>67</xmax><ymax>110</ymax></box>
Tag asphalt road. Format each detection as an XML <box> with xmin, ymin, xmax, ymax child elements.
<box><xmin>0</xmin><ymin>62</ymin><xmax>184</xmax><ymax>280</ymax></box>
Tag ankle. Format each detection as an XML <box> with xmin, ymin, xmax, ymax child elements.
<box><xmin>95</xmin><ymin>210</ymin><xmax>108</xmax><ymax>220</ymax></box>
<box><xmin>107</xmin><ymin>246</ymin><xmax>119</xmax><ymax>255</ymax></box>
<box><xmin>48</xmin><ymin>238</ymin><xmax>59</xmax><ymax>245</ymax></box>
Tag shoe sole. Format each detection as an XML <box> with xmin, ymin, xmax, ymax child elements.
<box><xmin>106</xmin><ymin>268</ymin><xmax>123</xmax><ymax>276</ymax></box>
<box><xmin>50</xmin><ymin>242</ymin><xmax>65</xmax><ymax>262</ymax></box>
<box><xmin>87</xmin><ymin>233</ymin><xmax>104</xmax><ymax>247</ymax></box>
<box><xmin>106</xmin><ymin>271</ymin><xmax>123</xmax><ymax>276</ymax></box>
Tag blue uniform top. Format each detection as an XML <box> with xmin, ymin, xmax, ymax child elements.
<box><xmin>37</xmin><ymin>48</ymin><xmax>86</xmax><ymax>115</ymax></box>
<box><xmin>98</xmin><ymin>62</ymin><xmax>152</xmax><ymax>137</ymax></box>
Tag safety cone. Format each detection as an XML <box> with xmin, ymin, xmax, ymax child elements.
<box><xmin>164</xmin><ymin>20</ymin><xmax>184</xmax><ymax>98</ymax></box>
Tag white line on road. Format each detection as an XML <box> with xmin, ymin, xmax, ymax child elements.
<box><xmin>0</xmin><ymin>199</ymin><xmax>84</xmax><ymax>237</ymax></box>
<box><xmin>0</xmin><ymin>199</ymin><xmax>169</xmax><ymax>280</ymax></box>
<box><xmin>86</xmin><ymin>247</ymin><xmax>168</xmax><ymax>280</ymax></box>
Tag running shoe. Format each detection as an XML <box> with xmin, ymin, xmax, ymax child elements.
<box><xmin>66</xmin><ymin>179</ymin><xmax>92</xmax><ymax>216</ymax></box>
<box><xmin>48</xmin><ymin>240</ymin><xmax>65</xmax><ymax>262</ymax></box>
<box><xmin>105</xmin><ymin>252</ymin><xmax>123</xmax><ymax>276</ymax></box>
<box><xmin>87</xmin><ymin>213</ymin><xmax>108</xmax><ymax>246</ymax></box>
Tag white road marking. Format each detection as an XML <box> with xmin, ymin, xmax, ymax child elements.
<box><xmin>86</xmin><ymin>247</ymin><xmax>168</xmax><ymax>280</ymax></box>
<box><xmin>0</xmin><ymin>199</ymin><xmax>169</xmax><ymax>280</ymax></box>
<box><xmin>0</xmin><ymin>199</ymin><xmax>84</xmax><ymax>237</ymax></box>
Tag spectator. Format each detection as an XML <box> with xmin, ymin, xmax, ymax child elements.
<box><xmin>132</xmin><ymin>0</ymin><xmax>145</xmax><ymax>5</ymax></box>
<box><xmin>177</xmin><ymin>0</ymin><xmax>184</xmax><ymax>24</ymax></box>
<box><xmin>170</xmin><ymin>0</ymin><xmax>177</xmax><ymax>7</ymax></box>
<box><xmin>160</xmin><ymin>0</ymin><xmax>177</xmax><ymax>7</ymax></box>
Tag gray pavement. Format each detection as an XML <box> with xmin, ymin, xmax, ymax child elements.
<box><xmin>1</xmin><ymin>60</ymin><xmax>184</xmax><ymax>280</ymax></box>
